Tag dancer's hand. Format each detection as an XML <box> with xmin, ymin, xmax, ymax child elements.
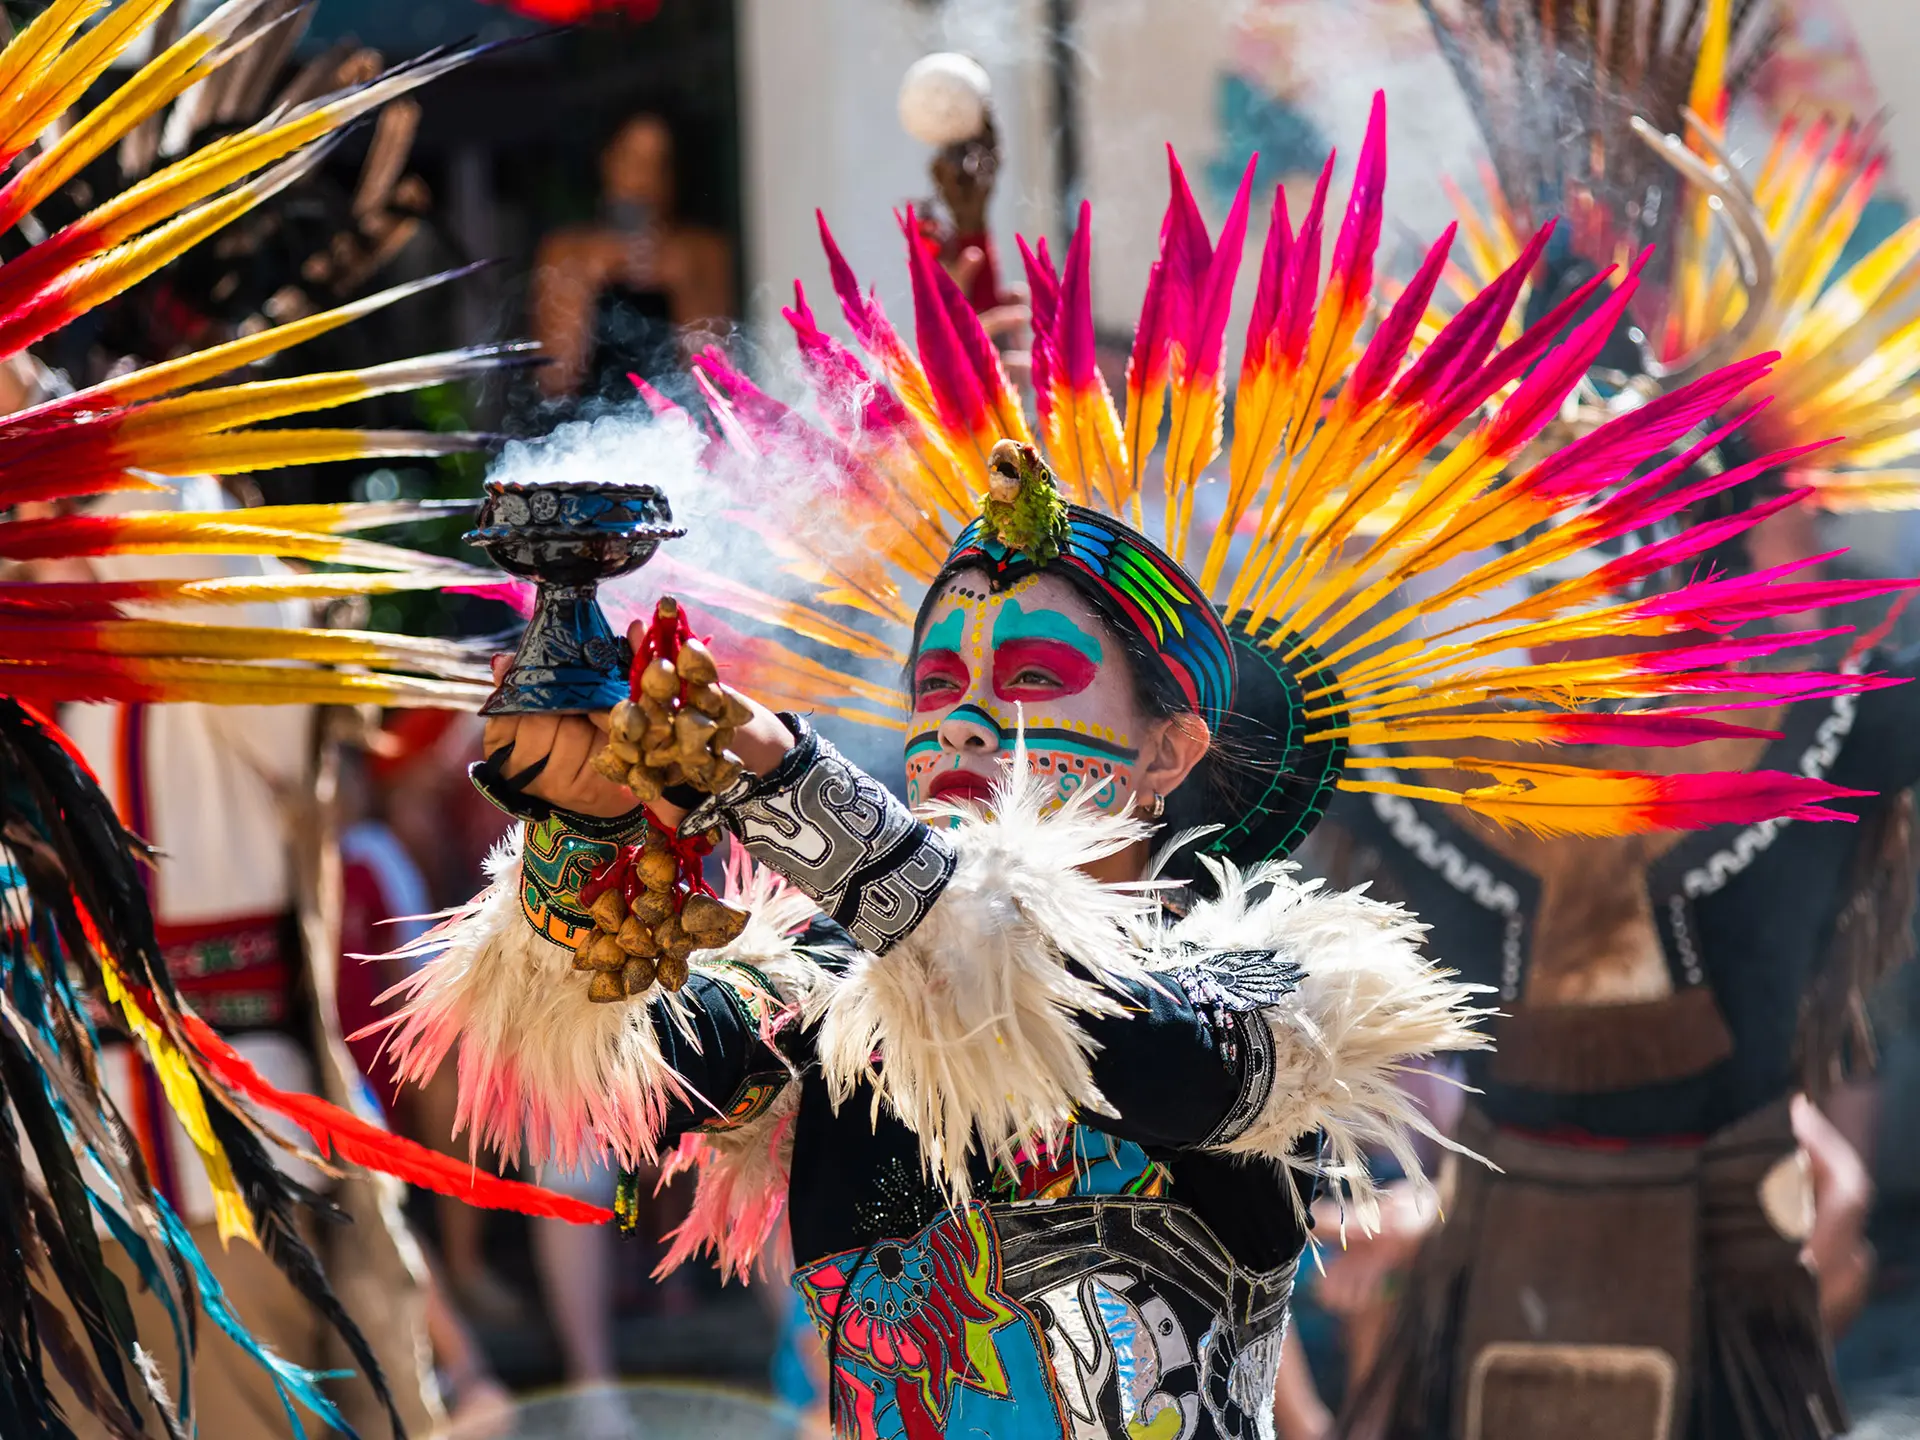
<box><xmin>479</xmin><ymin>657</ymin><xmax>636</xmax><ymax>818</ymax></box>
<box><xmin>477</xmin><ymin>633</ymin><xmax>798</xmax><ymax>824</ymax></box>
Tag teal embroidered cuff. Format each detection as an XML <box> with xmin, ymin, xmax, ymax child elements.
<box><xmin>518</xmin><ymin>810</ymin><xmax>651</xmax><ymax>948</ymax></box>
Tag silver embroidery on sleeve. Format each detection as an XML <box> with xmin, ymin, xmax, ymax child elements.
<box><xmin>1164</xmin><ymin>946</ymin><xmax>1296</xmax><ymax>1149</ymax></box>
<box><xmin>687</xmin><ymin>717</ymin><xmax>957</xmax><ymax>954</ymax></box>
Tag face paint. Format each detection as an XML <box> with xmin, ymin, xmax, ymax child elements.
<box><xmin>905</xmin><ymin>573</ymin><xmax>1149</xmax><ymax>817</ymax></box>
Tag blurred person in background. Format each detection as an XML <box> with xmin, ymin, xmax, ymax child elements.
<box><xmin>337</xmin><ymin>709</ymin><xmax>526</xmax><ymax>1332</ymax></box>
<box><xmin>0</xmin><ymin>328</ymin><xmax>444</xmax><ymax>1436</ymax></box>
<box><xmin>40</xmin><ymin>488</ymin><xmax>445</xmax><ymax>1439</ymax></box>
<box><xmin>529</xmin><ymin>113</ymin><xmax>733</xmax><ymax>408</ymax></box>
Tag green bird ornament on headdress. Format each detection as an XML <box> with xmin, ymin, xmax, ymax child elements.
<box><xmin>980</xmin><ymin>438</ymin><xmax>1070</xmax><ymax>563</ymax></box>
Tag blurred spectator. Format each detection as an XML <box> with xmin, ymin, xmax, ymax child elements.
<box><xmin>337</xmin><ymin>710</ymin><xmax>527</xmax><ymax>1333</ymax></box>
<box><xmin>529</xmin><ymin>113</ymin><xmax>733</xmax><ymax>406</ymax></box>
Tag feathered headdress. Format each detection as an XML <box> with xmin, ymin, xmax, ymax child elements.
<box><xmin>614</xmin><ymin>89</ymin><xmax>1909</xmax><ymax>871</ymax></box>
<box><xmin>1425</xmin><ymin>0</ymin><xmax>1920</xmax><ymax>513</ymax></box>
<box><xmin>0</xmin><ymin>4</ymin><xmax>602</xmax><ymax>1435</ymax></box>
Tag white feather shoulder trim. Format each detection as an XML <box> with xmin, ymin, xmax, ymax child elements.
<box><xmin>367</xmin><ymin>827</ymin><xmax>822</xmax><ymax>1173</ymax></box>
<box><xmin>1165</xmin><ymin>856</ymin><xmax>1493</xmax><ymax>1230</ymax></box>
<box><xmin>812</xmin><ymin>746</ymin><xmax>1160</xmax><ymax>1198</ymax></box>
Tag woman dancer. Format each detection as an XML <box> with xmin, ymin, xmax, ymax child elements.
<box><xmin>377</xmin><ymin>96</ymin><xmax>1901</xmax><ymax>1438</ymax></box>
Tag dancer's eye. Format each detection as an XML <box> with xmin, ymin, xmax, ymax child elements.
<box><xmin>910</xmin><ymin>651</ymin><xmax>969</xmax><ymax>709</ymax></box>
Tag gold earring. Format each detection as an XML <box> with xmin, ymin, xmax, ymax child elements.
<box><xmin>1149</xmin><ymin>793</ymin><xmax>1166</xmax><ymax>819</ymax></box>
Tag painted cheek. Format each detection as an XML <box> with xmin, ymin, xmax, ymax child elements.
<box><xmin>902</xmin><ymin>730</ymin><xmax>960</xmax><ymax>810</ymax></box>
<box><xmin>1055</xmin><ymin>763</ymin><xmax>1133</xmax><ymax>815</ymax></box>
<box><xmin>991</xmin><ymin>639</ymin><xmax>1101</xmax><ymax>701</ymax></box>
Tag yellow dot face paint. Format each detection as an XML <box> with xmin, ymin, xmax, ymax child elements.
<box><xmin>905</xmin><ymin>573</ymin><xmax>1145</xmax><ymax>818</ymax></box>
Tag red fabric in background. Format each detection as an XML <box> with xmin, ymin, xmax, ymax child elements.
<box><xmin>482</xmin><ymin>0</ymin><xmax>660</xmax><ymax>20</ymax></box>
<box><xmin>337</xmin><ymin>855</ymin><xmax>408</xmax><ymax>1114</ymax></box>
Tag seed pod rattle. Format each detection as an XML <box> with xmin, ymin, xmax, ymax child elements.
<box><xmin>590</xmin><ymin>596</ymin><xmax>751</xmax><ymax>809</ymax></box>
<box><xmin>576</xmin><ymin>596</ymin><xmax>751</xmax><ymax>1003</ymax></box>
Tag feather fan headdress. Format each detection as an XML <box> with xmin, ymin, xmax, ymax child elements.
<box><xmin>0</xmin><ymin>4</ymin><xmax>601</xmax><ymax>1436</ymax></box>
<box><xmin>615</xmin><ymin>88</ymin><xmax>1909</xmax><ymax>871</ymax></box>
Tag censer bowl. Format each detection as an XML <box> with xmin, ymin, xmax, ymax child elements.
<box><xmin>466</xmin><ymin>479</ymin><xmax>685</xmax><ymax>715</ymax></box>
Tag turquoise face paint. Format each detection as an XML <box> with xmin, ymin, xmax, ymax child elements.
<box><xmin>990</xmin><ymin>600</ymin><xmax>1104</xmax><ymax>665</ymax></box>
<box><xmin>920</xmin><ymin>609</ymin><xmax>966</xmax><ymax>655</ymax></box>
<box><xmin>904</xmin><ymin>575</ymin><xmax>1149</xmax><ymax>820</ymax></box>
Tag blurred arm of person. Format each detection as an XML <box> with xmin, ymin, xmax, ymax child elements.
<box><xmin>529</xmin><ymin>230</ymin><xmax>610</xmax><ymax>400</ymax></box>
<box><xmin>1791</xmin><ymin>1093</ymin><xmax>1875</xmax><ymax>1336</ymax></box>
<box><xmin>1273</xmin><ymin>1332</ymin><xmax>1334</xmax><ymax>1440</ymax></box>
<box><xmin>426</xmin><ymin>1279</ymin><xmax>514</xmax><ymax>1433</ymax></box>
<box><xmin>668</xmin><ymin>227</ymin><xmax>734</xmax><ymax>351</ymax></box>
<box><xmin>1313</xmin><ymin>1179</ymin><xmax>1438</xmax><ymax>1390</ymax></box>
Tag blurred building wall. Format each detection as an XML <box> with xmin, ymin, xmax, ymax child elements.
<box><xmin>737</xmin><ymin>0</ymin><xmax>1056</xmax><ymax>349</ymax></box>
<box><xmin>739</xmin><ymin>0</ymin><xmax>1920</xmax><ymax>345</ymax></box>
<box><xmin>1837</xmin><ymin>0</ymin><xmax>1920</xmax><ymax>202</ymax></box>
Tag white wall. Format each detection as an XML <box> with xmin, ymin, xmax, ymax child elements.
<box><xmin>1835</xmin><ymin>0</ymin><xmax>1920</xmax><ymax>203</ymax></box>
<box><xmin>737</xmin><ymin>0</ymin><xmax>1054</xmax><ymax>362</ymax></box>
<box><xmin>741</xmin><ymin>0</ymin><xmax>1920</xmax><ymax>345</ymax></box>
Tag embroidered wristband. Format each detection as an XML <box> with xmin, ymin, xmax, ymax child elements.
<box><xmin>681</xmin><ymin>714</ymin><xmax>956</xmax><ymax>954</ymax></box>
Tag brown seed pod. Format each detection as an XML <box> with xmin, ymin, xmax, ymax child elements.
<box><xmin>658</xmin><ymin>596</ymin><xmax>680</xmax><ymax>622</ymax></box>
<box><xmin>655</xmin><ymin>913</ymin><xmax>697</xmax><ymax>964</ymax></box>
<box><xmin>590</xmin><ymin>748</ymin><xmax>630</xmax><ymax>786</ymax></box>
<box><xmin>572</xmin><ymin>935</ymin><xmax>599</xmax><ymax>972</ymax></box>
<box><xmin>621</xmin><ymin>956</ymin><xmax>659</xmax><ymax>996</ymax></box>
<box><xmin>616</xmin><ymin>915</ymin><xmax>660</xmax><ymax>957</ymax></box>
<box><xmin>707</xmin><ymin>755</ymin><xmax>745</xmax><ymax>792</ymax></box>
<box><xmin>614</xmin><ymin>700</ymin><xmax>648</xmax><ymax>747</ymax></box>
<box><xmin>607</xmin><ymin>738</ymin><xmax>641</xmax><ymax>766</ymax></box>
<box><xmin>720</xmin><ymin>691</ymin><xmax>754</xmax><ymax>728</ymax></box>
<box><xmin>680</xmin><ymin>751</ymin><xmax>716</xmax><ymax>787</ymax></box>
<box><xmin>636</xmin><ymin>849</ymin><xmax>678</xmax><ymax>890</ymax></box>
<box><xmin>629</xmin><ymin>888</ymin><xmax>673</xmax><ymax>926</ymax></box>
<box><xmin>655</xmin><ymin>954</ymin><xmax>691</xmax><ymax>991</ymax></box>
<box><xmin>586</xmin><ymin>971</ymin><xmax>625</xmax><ymax>1004</ymax></box>
<box><xmin>673</xmin><ymin>709</ymin><xmax>716</xmax><ymax>759</ymax></box>
<box><xmin>682</xmin><ymin>894</ymin><xmax>748</xmax><ymax>945</ymax></box>
<box><xmin>642</xmin><ymin>744</ymin><xmax>678</xmax><ymax>771</ymax></box>
<box><xmin>590</xmin><ymin>933</ymin><xmax>627</xmax><ymax>971</ymax></box>
<box><xmin>687</xmin><ymin>683</ymin><xmax>728</xmax><ymax>719</ymax></box>
<box><xmin>640</xmin><ymin>657</ymin><xmax>679</xmax><ymax>701</ymax></box>
<box><xmin>589</xmin><ymin>890</ymin><xmax>626</xmax><ymax>934</ymax></box>
<box><xmin>676</xmin><ymin>638</ymin><xmax>719</xmax><ymax>685</ymax></box>
<box><xmin>624</xmin><ymin>765</ymin><xmax>665</xmax><ymax>804</ymax></box>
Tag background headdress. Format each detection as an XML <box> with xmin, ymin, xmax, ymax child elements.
<box><xmin>1423</xmin><ymin>0</ymin><xmax>1920</xmax><ymax>518</ymax></box>
<box><xmin>613</xmin><ymin>90</ymin><xmax>1911</xmax><ymax>884</ymax></box>
<box><xmin>0</xmin><ymin>5</ymin><xmax>602</xmax><ymax>1433</ymax></box>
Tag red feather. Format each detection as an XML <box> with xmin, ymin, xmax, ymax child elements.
<box><xmin>179</xmin><ymin>1012</ymin><xmax>614</xmax><ymax>1225</ymax></box>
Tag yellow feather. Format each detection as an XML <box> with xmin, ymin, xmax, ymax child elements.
<box><xmin>0</xmin><ymin>656</ymin><xmax>492</xmax><ymax>708</ymax></box>
<box><xmin>97</xmin><ymin>958</ymin><xmax>256</xmax><ymax>1245</ymax></box>
<box><xmin>0</xmin><ymin>0</ymin><xmax>113</xmax><ymax>157</ymax></box>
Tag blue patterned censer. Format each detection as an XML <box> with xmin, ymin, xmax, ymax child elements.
<box><xmin>467</xmin><ymin>479</ymin><xmax>684</xmax><ymax>715</ymax></box>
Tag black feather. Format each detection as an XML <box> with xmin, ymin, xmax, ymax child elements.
<box><xmin>0</xmin><ymin>1026</ymin><xmax>143</xmax><ymax>1431</ymax></box>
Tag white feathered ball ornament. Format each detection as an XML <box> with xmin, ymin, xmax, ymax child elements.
<box><xmin>898</xmin><ymin>52</ymin><xmax>991</xmax><ymax>147</ymax></box>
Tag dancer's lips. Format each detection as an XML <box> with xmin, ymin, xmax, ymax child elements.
<box><xmin>926</xmin><ymin>769</ymin><xmax>998</xmax><ymax>806</ymax></box>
